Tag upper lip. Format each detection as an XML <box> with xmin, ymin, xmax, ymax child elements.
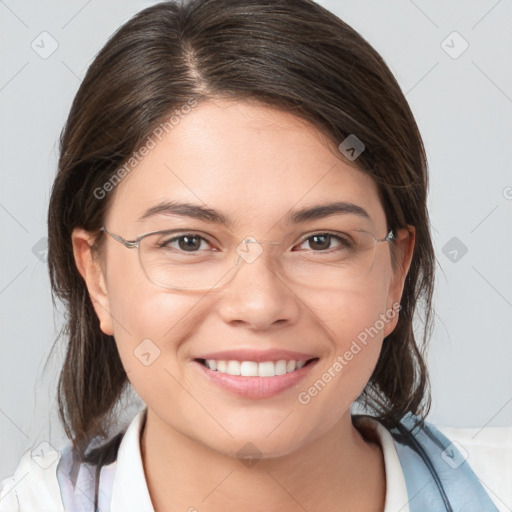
<box><xmin>194</xmin><ymin>349</ymin><xmax>318</xmax><ymax>363</ymax></box>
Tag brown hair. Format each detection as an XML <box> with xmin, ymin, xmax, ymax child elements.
<box><xmin>47</xmin><ymin>0</ymin><xmax>434</xmax><ymax>505</ymax></box>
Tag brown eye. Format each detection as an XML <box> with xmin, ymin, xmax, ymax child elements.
<box><xmin>308</xmin><ymin>234</ymin><xmax>332</xmax><ymax>251</ymax></box>
<box><xmin>297</xmin><ymin>233</ymin><xmax>352</xmax><ymax>252</ymax></box>
<box><xmin>159</xmin><ymin>234</ymin><xmax>209</xmax><ymax>252</ymax></box>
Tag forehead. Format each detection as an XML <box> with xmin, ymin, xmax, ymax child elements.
<box><xmin>106</xmin><ymin>99</ymin><xmax>386</xmax><ymax>234</ymax></box>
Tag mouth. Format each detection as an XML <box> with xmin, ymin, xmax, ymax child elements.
<box><xmin>194</xmin><ymin>357</ymin><xmax>319</xmax><ymax>377</ymax></box>
<box><xmin>192</xmin><ymin>357</ymin><xmax>320</xmax><ymax>399</ymax></box>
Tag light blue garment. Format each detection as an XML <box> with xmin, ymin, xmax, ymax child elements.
<box><xmin>355</xmin><ymin>413</ymin><xmax>499</xmax><ymax>512</ymax></box>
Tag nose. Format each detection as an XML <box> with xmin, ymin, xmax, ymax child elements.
<box><xmin>216</xmin><ymin>240</ymin><xmax>301</xmax><ymax>331</ymax></box>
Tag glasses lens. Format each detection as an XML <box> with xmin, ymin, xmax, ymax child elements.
<box><xmin>139</xmin><ymin>229</ymin><xmax>382</xmax><ymax>291</ymax></box>
<box><xmin>277</xmin><ymin>229</ymin><xmax>378</xmax><ymax>289</ymax></box>
<box><xmin>139</xmin><ymin>232</ymin><xmax>240</xmax><ymax>291</ymax></box>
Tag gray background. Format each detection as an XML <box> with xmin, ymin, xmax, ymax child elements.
<box><xmin>1</xmin><ymin>0</ymin><xmax>511</xmax><ymax>480</ymax></box>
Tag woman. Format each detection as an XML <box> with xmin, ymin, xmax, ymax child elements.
<box><xmin>0</xmin><ymin>0</ymin><xmax>509</xmax><ymax>511</ymax></box>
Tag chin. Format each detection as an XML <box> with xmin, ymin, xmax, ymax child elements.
<box><xmin>198</xmin><ymin>426</ymin><xmax>312</xmax><ymax>463</ymax></box>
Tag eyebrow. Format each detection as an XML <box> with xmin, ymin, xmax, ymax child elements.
<box><xmin>137</xmin><ymin>200</ymin><xmax>371</xmax><ymax>227</ymax></box>
<box><xmin>284</xmin><ymin>201</ymin><xmax>370</xmax><ymax>224</ymax></box>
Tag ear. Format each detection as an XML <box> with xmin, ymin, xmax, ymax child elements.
<box><xmin>383</xmin><ymin>225</ymin><xmax>415</xmax><ymax>337</ymax></box>
<box><xmin>71</xmin><ymin>228</ymin><xmax>114</xmax><ymax>336</ymax></box>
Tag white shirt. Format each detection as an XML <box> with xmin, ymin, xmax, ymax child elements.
<box><xmin>1</xmin><ymin>408</ymin><xmax>510</xmax><ymax>511</ymax></box>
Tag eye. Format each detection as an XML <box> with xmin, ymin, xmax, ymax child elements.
<box><xmin>296</xmin><ymin>233</ymin><xmax>353</xmax><ymax>252</ymax></box>
<box><xmin>158</xmin><ymin>233</ymin><xmax>213</xmax><ymax>252</ymax></box>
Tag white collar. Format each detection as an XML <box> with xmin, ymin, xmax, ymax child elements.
<box><xmin>354</xmin><ymin>416</ymin><xmax>411</xmax><ymax>512</ymax></box>
<box><xmin>110</xmin><ymin>407</ymin><xmax>154</xmax><ymax>512</ymax></box>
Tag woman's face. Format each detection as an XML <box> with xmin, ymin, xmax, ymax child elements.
<box><xmin>73</xmin><ymin>98</ymin><xmax>413</xmax><ymax>458</ymax></box>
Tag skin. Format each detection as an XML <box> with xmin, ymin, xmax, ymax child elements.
<box><xmin>72</xmin><ymin>98</ymin><xmax>415</xmax><ymax>512</ymax></box>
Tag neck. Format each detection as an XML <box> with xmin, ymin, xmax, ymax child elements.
<box><xmin>140</xmin><ymin>408</ymin><xmax>386</xmax><ymax>512</ymax></box>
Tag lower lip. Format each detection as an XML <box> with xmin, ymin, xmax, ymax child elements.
<box><xmin>193</xmin><ymin>359</ymin><xmax>318</xmax><ymax>399</ymax></box>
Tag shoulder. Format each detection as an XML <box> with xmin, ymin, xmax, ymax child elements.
<box><xmin>354</xmin><ymin>414</ymin><xmax>512</xmax><ymax>511</ymax></box>
<box><xmin>0</xmin><ymin>409</ymin><xmax>146</xmax><ymax>512</ymax></box>
<box><xmin>399</xmin><ymin>416</ymin><xmax>512</xmax><ymax>512</ymax></box>
<box><xmin>0</xmin><ymin>441</ymin><xmax>66</xmax><ymax>512</ymax></box>
<box><xmin>0</xmin><ymin>437</ymin><xmax>120</xmax><ymax>512</ymax></box>
<box><xmin>436</xmin><ymin>423</ymin><xmax>512</xmax><ymax>510</ymax></box>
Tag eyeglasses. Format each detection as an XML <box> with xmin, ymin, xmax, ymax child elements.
<box><xmin>99</xmin><ymin>225</ymin><xmax>396</xmax><ymax>292</ymax></box>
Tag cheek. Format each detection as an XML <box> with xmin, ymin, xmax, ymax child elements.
<box><xmin>103</xmin><ymin>252</ymin><xmax>202</xmax><ymax>377</ymax></box>
<box><xmin>306</xmin><ymin>272</ymin><xmax>392</xmax><ymax>353</ymax></box>
<box><xmin>295</xmin><ymin>278</ymin><xmax>392</xmax><ymax>421</ymax></box>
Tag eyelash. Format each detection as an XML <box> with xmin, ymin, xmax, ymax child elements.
<box><xmin>157</xmin><ymin>232</ymin><xmax>353</xmax><ymax>252</ymax></box>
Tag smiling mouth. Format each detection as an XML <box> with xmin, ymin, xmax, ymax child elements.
<box><xmin>194</xmin><ymin>358</ymin><xmax>318</xmax><ymax>377</ymax></box>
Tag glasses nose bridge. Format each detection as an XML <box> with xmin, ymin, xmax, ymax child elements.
<box><xmin>239</xmin><ymin>237</ymin><xmax>283</xmax><ymax>258</ymax></box>
<box><xmin>225</xmin><ymin>237</ymin><xmax>284</xmax><ymax>284</ymax></box>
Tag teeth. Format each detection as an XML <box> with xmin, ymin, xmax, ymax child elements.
<box><xmin>204</xmin><ymin>359</ymin><xmax>308</xmax><ymax>377</ymax></box>
<box><xmin>226</xmin><ymin>361</ymin><xmax>241</xmax><ymax>375</ymax></box>
<box><xmin>274</xmin><ymin>360</ymin><xmax>287</xmax><ymax>375</ymax></box>
<box><xmin>240</xmin><ymin>361</ymin><xmax>258</xmax><ymax>376</ymax></box>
